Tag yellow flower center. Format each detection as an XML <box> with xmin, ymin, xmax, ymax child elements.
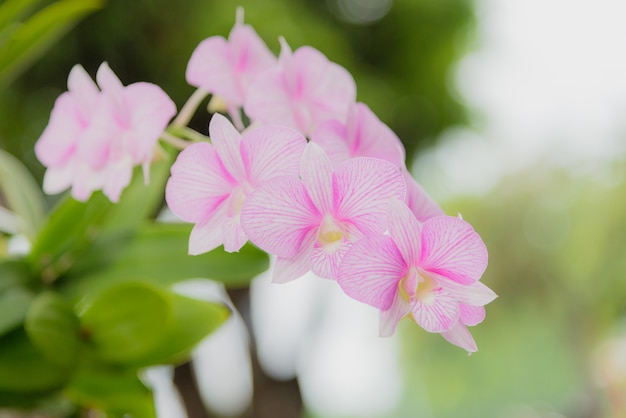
<box><xmin>398</xmin><ymin>268</ymin><xmax>437</xmax><ymax>305</ymax></box>
<box><xmin>317</xmin><ymin>215</ymin><xmax>345</xmax><ymax>252</ymax></box>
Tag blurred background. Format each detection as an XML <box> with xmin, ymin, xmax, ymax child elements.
<box><xmin>2</xmin><ymin>0</ymin><xmax>626</xmax><ymax>417</ymax></box>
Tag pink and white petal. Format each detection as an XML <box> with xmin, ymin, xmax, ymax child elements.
<box><xmin>67</xmin><ymin>64</ymin><xmax>99</xmax><ymax>114</ymax></box>
<box><xmin>96</xmin><ymin>62</ymin><xmax>124</xmax><ymax>103</ymax></box>
<box><xmin>336</xmin><ymin>235</ymin><xmax>406</xmax><ymax>310</ymax></box>
<box><xmin>437</xmin><ymin>278</ymin><xmax>497</xmax><ymax>307</ymax></box>
<box><xmin>420</xmin><ymin>216</ymin><xmax>488</xmax><ymax>285</ymax></box>
<box><xmin>379</xmin><ymin>291</ymin><xmax>411</xmax><ymax>337</ymax></box>
<box><xmin>228</xmin><ymin>24</ymin><xmax>276</xmax><ymax>96</ymax></box>
<box><xmin>441</xmin><ymin>320</ymin><xmax>478</xmax><ymax>353</ymax></box>
<box><xmin>240</xmin><ymin>125</ymin><xmax>306</xmax><ymax>185</ymax></box>
<box><xmin>244</xmin><ymin>69</ymin><xmax>298</xmax><ymax>130</ymax></box>
<box><xmin>347</xmin><ymin>103</ymin><xmax>405</xmax><ymax>166</ymax></box>
<box><xmin>35</xmin><ymin>93</ymin><xmax>83</xmax><ymax>166</ymax></box>
<box><xmin>188</xmin><ymin>203</ymin><xmax>228</xmax><ymax>255</ymax></box>
<box><xmin>186</xmin><ymin>37</ymin><xmax>242</xmax><ymax>104</ymax></box>
<box><xmin>309</xmin><ymin>238</ymin><xmax>353</xmax><ymax>280</ymax></box>
<box><xmin>165</xmin><ymin>142</ymin><xmax>233</xmax><ymax>223</ymax></box>
<box><xmin>222</xmin><ymin>217</ymin><xmax>248</xmax><ymax>253</ymax></box>
<box><xmin>404</xmin><ymin>172</ymin><xmax>445</xmax><ymax>222</ymax></box>
<box><xmin>42</xmin><ymin>165</ymin><xmax>74</xmax><ymax>196</ymax></box>
<box><xmin>209</xmin><ymin>114</ymin><xmax>246</xmax><ymax>180</ymax></box>
<box><xmin>102</xmin><ymin>155</ymin><xmax>134</xmax><ymax>203</ymax></box>
<box><xmin>334</xmin><ymin>157</ymin><xmax>406</xmax><ymax>235</ymax></box>
<box><xmin>240</xmin><ymin>175</ymin><xmax>319</xmax><ymax>258</ymax></box>
<box><xmin>310</xmin><ymin>119</ymin><xmax>351</xmax><ymax>166</ymax></box>
<box><xmin>271</xmin><ymin>232</ymin><xmax>316</xmax><ymax>284</ymax></box>
<box><xmin>460</xmin><ymin>304</ymin><xmax>486</xmax><ymax>327</ymax></box>
<box><xmin>300</xmin><ymin>143</ymin><xmax>334</xmax><ymax>214</ymax></box>
<box><xmin>124</xmin><ymin>82</ymin><xmax>176</xmax><ymax>162</ymax></box>
<box><xmin>410</xmin><ymin>291</ymin><xmax>460</xmax><ymax>333</ymax></box>
<box><xmin>387</xmin><ymin>197</ymin><xmax>421</xmax><ymax>267</ymax></box>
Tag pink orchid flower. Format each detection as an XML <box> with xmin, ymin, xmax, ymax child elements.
<box><xmin>35</xmin><ymin>63</ymin><xmax>176</xmax><ymax>202</ymax></box>
<box><xmin>240</xmin><ymin>142</ymin><xmax>406</xmax><ymax>283</ymax></box>
<box><xmin>336</xmin><ymin>198</ymin><xmax>496</xmax><ymax>353</ymax></box>
<box><xmin>186</xmin><ymin>8</ymin><xmax>276</xmax><ymax>129</ymax></box>
<box><xmin>165</xmin><ymin>113</ymin><xmax>307</xmax><ymax>254</ymax></box>
<box><xmin>311</xmin><ymin>102</ymin><xmax>405</xmax><ymax>167</ymax></box>
<box><xmin>244</xmin><ymin>38</ymin><xmax>356</xmax><ymax>137</ymax></box>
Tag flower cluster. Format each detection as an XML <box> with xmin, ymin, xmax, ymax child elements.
<box><xmin>35</xmin><ymin>63</ymin><xmax>176</xmax><ymax>202</ymax></box>
<box><xmin>34</xmin><ymin>9</ymin><xmax>495</xmax><ymax>353</ymax></box>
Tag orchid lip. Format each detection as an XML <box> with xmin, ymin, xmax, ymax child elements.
<box><xmin>398</xmin><ymin>267</ymin><xmax>438</xmax><ymax>305</ymax></box>
<box><xmin>317</xmin><ymin>215</ymin><xmax>345</xmax><ymax>252</ymax></box>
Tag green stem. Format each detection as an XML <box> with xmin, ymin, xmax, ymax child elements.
<box><xmin>171</xmin><ymin>88</ymin><xmax>209</xmax><ymax>128</ymax></box>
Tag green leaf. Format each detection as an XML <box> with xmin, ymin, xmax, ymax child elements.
<box><xmin>0</xmin><ymin>329</ymin><xmax>73</xmax><ymax>392</ymax></box>
<box><xmin>131</xmin><ymin>292</ymin><xmax>230</xmax><ymax>367</ymax></box>
<box><xmin>0</xmin><ymin>0</ymin><xmax>104</xmax><ymax>86</ymax></box>
<box><xmin>28</xmin><ymin>192</ymin><xmax>113</xmax><ymax>283</ymax></box>
<box><xmin>0</xmin><ymin>149</ymin><xmax>46</xmax><ymax>240</ymax></box>
<box><xmin>61</xmin><ymin>223</ymin><xmax>269</xmax><ymax>298</ymax></box>
<box><xmin>0</xmin><ymin>258</ymin><xmax>32</xmax><ymax>293</ymax></box>
<box><xmin>0</xmin><ymin>0</ymin><xmax>45</xmax><ymax>32</ymax></box>
<box><xmin>0</xmin><ymin>286</ymin><xmax>34</xmax><ymax>336</ymax></box>
<box><xmin>79</xmin><ymin>281</ymin><xmax>173</xmax><ymax>364</ymax></box>
<box><xmin>67</xmin><ymin>366</ymin><xmax>156</xmax><ymax>418</ymax></box>
<box><xmin>24</xmin><ymin>292</ymin><xmax>81</xmax><ymax>366</ymax></box>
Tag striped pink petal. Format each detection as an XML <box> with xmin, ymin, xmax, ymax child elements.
<box><xmin>387</xmin><ymin>198</ymin><xmax>421</xmax><ymax>267</ymax></box>
<box><xmin>272</xmin><ymin>232</ymin><xmax>316</xmax><ymax>283</ymax></box>
<box><xmin>441</xmin><ymin>321</ymin><xmax>478</xmax><ymax>353</ymax></box>
<box><xmin>379</xmin><ymin>291</ymin><xmax>411</xmax><ymax>337</ymax></box>
<box><xmin>300</xmin><ymin>143</ymin><xmax>334</xmax><ymax>214</ymax></box>
<box><xmin>460</xmin><ymin>304</ymin><xmax>486</xmax><ymax>327</ymax></box>
<box><xmin>410</xmin><ymin>289</ymin><xmax>460</xmax><ymax>333</ymax></box>
<box><xmin>209</xmin><ymin>114</ymin><xmax>245</xmax><ymax>181</ymax></box>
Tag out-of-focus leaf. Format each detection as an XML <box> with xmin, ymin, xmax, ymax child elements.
<box><xmin>24</xmin><ymin>292</ymin><xmax>80</xmax><ymax>366</ymax></box>
<box><xmin>0</xmin><ymin>0</ymin><xmax>104</xmax><ymax>86</ymax></box>
<box><xmin>0</xmin><ymin>329</ymin><xmax>73</xmax><ymax>392</ymax></box>
<box><xmin>0</xmin><ymin>149</ymin><xmax>46</xmax><ymax>240</ymax></box>
<box><xmin>0</xmin><ymin>286</ymin><xmax>34</xmax><ymax>336</ymax></box>
<box><xmin>79</xmin><ymin>281</ymin><xmax>173</xmax><ymax>364</ymax></box>
<box><xmin>28</xmin><ymin>192</ymin><xmax>113</xmax><ymax>283</ymax></box>
<box><xmin>131</xmin><ymin>292</ymin><xmax>230</xmax><ymax>367</ymax></box>
<box><xmin>61</xmin><ymin>223</ymin><xmax>269</xmax><ymax>298</ymax></box>
<box><xmin>0</xmin><ymin>0</ymin><xmax>44</xmax><ymax>32</ymax></box>
<box><xmin>67</xmin><ymin>366</ymin><xmax>155</xmax><ymax>418</ymax></box>
<box><xmin>0</xmin><ymin>258</ymin><xmax>32</xmax><ymax>293</ymax></box>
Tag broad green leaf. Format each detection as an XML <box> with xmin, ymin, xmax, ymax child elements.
<box><xmin>60</xmin><ymin>223</ymin><xmax>269</xmax><ymax>298</ymax></box>
<box><xmin>0</xmin><ymin>0</ymin><xmax>104</xmax><ymax>86</ymax></box>
<box><xmin>0</xmin><ymin>286</ymin><xmax>34</xmax><ymax>336</ymax></box>
<box><xmin>67</xmin><ymin>366</ymin><xmax>155</xmax><ymax>418</ymax></box>
<box><xmin>0</xmin><ymin>0</ymin><xmax>45</xmax><ymax>32</ymax></box>
<box><xmin>131</xmin><ymin>292</ymin><xmax>230</xmax><ymax>367</ymax></box>
<box><xmin>79</xmin><ymin>281</ymin><xmax>173</xmax><ymax>364</ymax></box>
<box><xmin>0</xmin><ymin>149</ymin><xmax>46</xmax><ymax>240</ymax></box>
<box><xmin>24</xmin><ymin>292</ymin><xmax>81</xmax><ymax>366</ymax></box>
<box><xmin>28</xmin><ymin>192</ymin><xmax>113</xmax><ymax>282</ymax></box>
<box><xmin>0</xmin><ymin>329</ymin><xmax>73</xmax><ymax>392</ymax></box>
<box><xmin>0</xmin><ymin>258</ymin><xmax>32</xmax><ymax>293</ymax></box>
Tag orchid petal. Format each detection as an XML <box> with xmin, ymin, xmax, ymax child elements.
<box><xmin>66</xmin><ymin>64</ymin><xmax>99</xmax><ymax>114</ymax></box>
<box><xmin>310</xmin><ymin>119</ymin><xmax>350</xmax><ymax>166</ymax></box>
<box><xmin>310</xmin><ymin>238</ymin><xmax>353</xmax><ymax>280</ymax></box>
<box><xmin>379</xmin><ymin>292</ymin><xmax>411</xmax><ymax>337</ymax></box>
<box><xmin>189</xmin><ymin>203</ymin><xmax>228</xmax><ymax>255</ymax></box>
<box><xmin>241</xmin><ymin>125</ymin><xmax>306</xmax><ymax>186</ymax></box>
<box><xmin>272</xmin><ymin>232</ymin><xmax>316</xmax><ymax>283</ymax></box>
<box><xmin>222</xmin><ymin>217</ymin><xmax>248</xmax><ymax>253</ymax></box>
<box><xmin>441</xmin><ymin>320</ymin><xmax>478</xmax><ymax>353</ymax></box>
<box><xmin>387</xmin><ymin>198</ymin><xmax>421</xmax><ymax>267</ymax></box>
<box><xmin>209</xmin><ymin>114</ymin><xmax>245</xmax><ymax>181</ymax></box>
<box><xmin>437</xmin><ymin>278</ymin><xmax>497</xmax><ymax>307</ymax></box>
<box><xmin>241</xmin><ymin>176</ymin><xmax>319</xmax><ymax>258</ymax></box>
<box><xmin>35</xmin><ymin>93</ymin><xmax>83</xmax><ymax>166</ymax></box>
<box><xmin>336</xmin><ymin>235</ymin><xmax>406</xmax><ymax>310</ymax></box>
<box><xmin>165</xmin><ymin>142</ymin><xmax>232</xmax><ymax>223</ymax></box>
<box><xmin>420</xmin><ymin>216</ymin><xmax>488</xmax><ymax>285</ymax></box>
<box><xmin>334</xmin><ymin>157</ymin><xmax>405</xmax><ymax>236</ymax></box>
<box><xmin>300</xmin><ymin>143</ymin><xmax>334</xmax><ymax>214</ymax></box>
<box><xmin>404</xmin><ymin>171</ymin><xmax>445</xmax><ymax>222</ymax></box>
<box><xmin>186</xmin><ymin>37</ymin><xmax>240</xmax><ymax>102</ymax></box>
<box><xmin>244</xmin><ymin>68</ymin><xmax>297</xmax><ymax>130</ymax></box>
<box><xmin>410</xmin><ymin>290</ymin><xmax>460</xmax><ymax>333</ymax></box>
<box><xmin>460</xmin><ymin>304</ymin><xmax>486</xmax><ymax>327</ymax></box>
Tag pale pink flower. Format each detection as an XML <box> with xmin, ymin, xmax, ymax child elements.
<box><xmin>244</xmin><ymin>38</ymin><xmax>356</xmax><ymax>137</ymax></box>
<box><xmin>240</xmin><ymin>142</ymin><xmax>406</xmax><ymax>283</ymax></box>
<box><xmin>336</xmin><ymin>198</ymin><xmax>495</xmax><ymax>353</ymax></box>
<box><xmin>185</xmin><ymin>8</ymin><xmax>276</xmax><ymax>128</ymax></box>
<box><xmin>165</xmin><ymin>113</ymin><xmax>306</xmax><ymax>254</ymax></box>
<box><xmin>311</xmin><ymin>102</ymin><xmax>405</xmax><ymax>167</ymax></box>
<box><xmin>35</xmin><ymin>63</ymin><xmax>176</xmax><ymax>202</ymax></box>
